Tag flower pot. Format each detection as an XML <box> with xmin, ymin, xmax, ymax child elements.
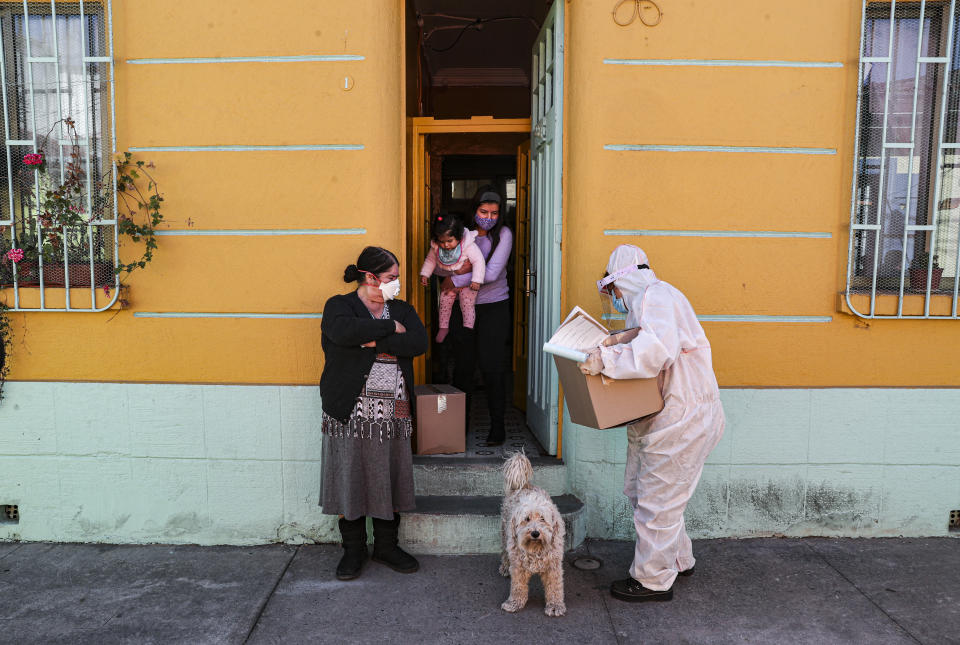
<box><xmin>7</xmin><ymin>261</ymin><xmax>113</xmax><ymax>287</ymax></box>
<box><xmin>909</xmin><ymin>266</ymin><xmax>943</xmax><ymax>291</ymax></box>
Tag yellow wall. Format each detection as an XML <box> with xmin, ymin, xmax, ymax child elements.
<box><xmin>565</xmin><ymin>0</ymin><xmax>960</xmax><ymax>387</ymax></box>
<box><xmin>4</xmin><ymin>0</ymin><xmax>405</xmax><ymax>384</ymax></box>
<box><xmin>7</xmin><ymin>0</ymin><xmax>960</xmax><ymax>388</ymax></box>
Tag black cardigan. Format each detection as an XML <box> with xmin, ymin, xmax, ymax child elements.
<box><xmin>319</xmin><ymin>291</ymin><xmax>428</xmax><ymax>423</ymax></box>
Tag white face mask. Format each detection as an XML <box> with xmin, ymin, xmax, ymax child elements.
<box><xmin>378</xmin><ymin>278</ymin><xmax>401</xmax><ymax>301</ymax></box>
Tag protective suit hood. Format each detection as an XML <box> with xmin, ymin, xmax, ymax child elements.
<box><xmin>605</xmin><ymin>244</ymin><xmax>658</xmax><ymax>323</ymax></box>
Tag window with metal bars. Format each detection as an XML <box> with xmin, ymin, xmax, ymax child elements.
<box><xmin>0</xmin><ymin>1</ymin><xmax>116</xmax><ymax>311</ymax></box>
<box><xmin>848</xmin><ymin>1</ymin><xmax>960</xmax><ymax>318</ymax></box>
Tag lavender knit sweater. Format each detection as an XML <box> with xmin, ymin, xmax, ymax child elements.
<box><xmin>451</xmin><ymin>227</ymin><xmax>513</xmax><ymax>304</ymax></box>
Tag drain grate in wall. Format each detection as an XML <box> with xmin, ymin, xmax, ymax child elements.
<box><xmin>2</xmin><ymin>505</ymin><xmax>18</xmax><ymax>524</ymax></box>
<box><xmin>950</xmin><ymin>510</ymin><xmax>960</xmax><ymax>533</ymax></box>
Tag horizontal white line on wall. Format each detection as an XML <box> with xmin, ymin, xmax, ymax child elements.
<box><xmin>604</xmin><ymin>144</ymin><xmax>836</xmax><ymax>155</ymax></box>
<box><xmin>129</xmin><ymin>145</ymin><xmax>364</xmax><ymax>152</ymax></box>
<box><xmin>604</xmin><ymin>229</ymin><xmax>832</xmax><ymax>239</ymax></box>
<box><xmin>602</xmin><ymin>313</ymin><xmax>832</xmax><ymax>323</ymax></box>
<box><xmin>700</xmin><ymin>314</ymin><xmax>832</xmax><ymax>323</ymax></box>
<box><xmin>603</xmin><ymin>58</ymin><xmax>843</xmax><ymax>68</ymax></box>
<box><xmin>126</xmin><ymin>55</ymin><xmax>365</xmax><ymax>65</ymax></box>
<box><xmin>134</xmin><ymin>312</ymin><xmax>323</xmax><ymax>319</ymax></box>
<box><xmin>154</xmin><ymin>228</ymin><xmax>366</xmax><ymax>236</ymax></box>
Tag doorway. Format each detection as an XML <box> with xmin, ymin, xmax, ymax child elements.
<box><xmin>407</xmin><ymin>118</ymin><xmax>541</xmax><ymax>457</ymax></box>
<box><xmin>405</xmin><ymin>0</ymin><xmax>564</xmax><ymax>457</ymax></box>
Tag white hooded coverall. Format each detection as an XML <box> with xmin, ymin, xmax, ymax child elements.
<box><xmin>596</xmin><ymin>245</ymin><xmax>725</xmax><ymax>591</ymax></box>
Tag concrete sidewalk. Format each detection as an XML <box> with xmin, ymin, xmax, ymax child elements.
<box><xmin>0</xmin><ymin>538</ymin><xmax>957</xmax><ymax>644</ymax></box>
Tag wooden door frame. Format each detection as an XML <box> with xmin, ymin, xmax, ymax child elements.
<box><xmin>406</xmin><ymin>116</ymin><xmax>531</xmax><ymax>384</ymax></box>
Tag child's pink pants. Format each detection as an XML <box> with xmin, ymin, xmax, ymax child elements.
<box><xmin>438</xmin><ymin>287</ymin><xmax>477</xmax><ymax>329</ymax></box>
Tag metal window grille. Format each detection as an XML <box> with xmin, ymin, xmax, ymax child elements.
<box><xmin>0</xmin><ymin>0</ymin><xmax>117</xmax><ymax>312</ymax></box>
<box><xmin>847</xmin><ymin>0</ymin><xmax>960</xmax><ymax>319</ymax></box>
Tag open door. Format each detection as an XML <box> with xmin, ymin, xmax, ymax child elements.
<box><xmin>512</xmin><ymin>140</ymin><xmax>531</xmax><ymax>411</ymax></box>
<box><xmin>525</xmin><ymin>1</ymin><xmax>564</xmax><ymax>455</ymax></box>
<box><xmin>408</xmin><ymin>130</ymin><xmax>432</xmax><ymax>384</ymax></box>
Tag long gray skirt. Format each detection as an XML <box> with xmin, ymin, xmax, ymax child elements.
<box><xmin>319</xmin><ymin>424</ymin><xmax>416</xmax><ymax>521</ymax></box>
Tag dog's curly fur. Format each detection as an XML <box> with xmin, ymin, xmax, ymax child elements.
<box><xmin>499</xmin><ymin>452</ymin><xmax>566</xmax><ymax>617</ymax></box>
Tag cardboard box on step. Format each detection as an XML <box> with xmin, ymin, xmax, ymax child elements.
<box><xmin>543</xmin><ymin>307</ymin><xmax>663</xmax><ymax>430</ymax></box>
<box><xmin>414</xmin><ymin>384</ymin><xmax>466</xmax><ymax>455</ymax></box>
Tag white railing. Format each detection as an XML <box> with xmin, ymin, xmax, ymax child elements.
<box><xmin>0</xmin><ymin>0</ymin><xmax>118</xmax><ymax>312</ymax></box>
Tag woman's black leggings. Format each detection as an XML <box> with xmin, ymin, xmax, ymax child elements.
<box><xmin>450</xmin><ymin>298</ymin><xmax>511</xmax><ymax>441</ymax></box>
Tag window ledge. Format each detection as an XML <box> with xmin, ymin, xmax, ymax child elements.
<box><xmin>837</xmin><ymin>291</ymin><xmax>958</xmax><ymax>318</ymax></box>
<box><xmin>0</xmin><ymin>285</ymin><xmax>120</xmax><ymax>311</ymax></box>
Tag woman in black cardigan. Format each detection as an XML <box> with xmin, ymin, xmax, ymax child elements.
<box><xmin>319</xmin><ymin>246</ymin><xmax>428</xmax><ymax>581</ymax></box>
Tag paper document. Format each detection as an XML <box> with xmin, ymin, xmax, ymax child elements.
<box><xmin>543</xmin><ymin>306</ymin><xmax>610</xmax><ymax>362</ymax></box>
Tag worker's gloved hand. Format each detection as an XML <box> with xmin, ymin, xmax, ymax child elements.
<box><xmin>578</xmin><ymin>348</ymin><xmax>603</xmax><ymax>376</ymax></box>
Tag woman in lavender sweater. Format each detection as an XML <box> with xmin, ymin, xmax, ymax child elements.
<box><xmin>442</xmin><ymin>186</ymin><xmax>513</xmax><ymax>446</ymax></box>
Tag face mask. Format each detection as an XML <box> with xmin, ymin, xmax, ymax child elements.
<box><xmin>438</xmin><ymin>243</ymin><xmax>461</xmax><ymax>265</ymax></box>
<box><xmin>612</xmin><ymin>295</ymin><xmax>628</xmax><ymax>314</ymax></box>
<box><xmin>474</xmin><ymin>214</ymin><xmax>497</xmax><ymax>231</ymax></box>
<box><xmin>378</xmin><ymin>278</ymin><xmax>401</xmax><ymax>301</ymax></box>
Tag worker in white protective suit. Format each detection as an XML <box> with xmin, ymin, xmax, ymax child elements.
<box><xmin>579</xmin><ymin>244</ymin><xmax>725</xmax><ymax>603</ymax></box>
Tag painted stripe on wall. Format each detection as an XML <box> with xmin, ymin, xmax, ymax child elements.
<box><xmin>134</xmin><ymin>312</ymin><xmax>323</xmax><ymax>319</ymax></box>
<box><xmin>602</xmin><ymin>313</ymin><xmax>832</xmax><ymax>323</ymax></box>
<box><xmin>154</xmin><ymin>228</ymin><xmax>366</xmax><ymax>237</ymax></box>
<box><xmin>604</xmin><ymin>229</ymin><xmax>832</xmax><ymax>239</ymax></box>
<box><xmin>127</xmin><ymin>55</ymin><xmax>365</xmax><ymax>65</ymax></box>
<box><xmin>604</xmin><ymin>144</ymin><xmax>836</xmax><ymax>155</ymax></box>
<box><xmin>129</xmin><ymin>145</ymin><xmax>363</xmax><ymax>152</ymax></box>
<box><xmin>603</xmin><ymin>58</ymin><xmax>843</xmax><ymax>68</ymax></box>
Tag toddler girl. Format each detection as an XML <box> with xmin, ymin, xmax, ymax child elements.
<box><xmin>419</xmin><ymin>213</ymin><xmax>486</xmax><ymax>343</ymax></box>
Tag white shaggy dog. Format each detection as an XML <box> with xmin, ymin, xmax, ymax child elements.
<box><xmin>499</xmin><ymin>452</ymin><xmax>566</xmax><ymax>617</ymax></box>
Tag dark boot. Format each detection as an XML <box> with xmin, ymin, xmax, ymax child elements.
<box><xmin>336</xmin><ymin>517</ymin><xmax>368</xmax><ymax>580</ymax></box>
<box><xmin>371</xmin><ymin>513</ymin><xmax>419</xmax><ymax>573</ymax></box>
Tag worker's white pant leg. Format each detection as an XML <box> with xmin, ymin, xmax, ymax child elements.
<box><xmin>625</xmin><ymin>400</ymin><xmax>723</xmax><ymax>591</ymax></box>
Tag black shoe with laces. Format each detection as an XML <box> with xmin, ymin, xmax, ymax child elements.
<box><xmin>610</xmin><ymin>577</ymin><xmax>674</xmax><ymax>602</ymax></box>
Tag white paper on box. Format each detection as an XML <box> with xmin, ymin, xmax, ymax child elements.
<box><xmin>542</xmin><ymin>343</ymin><xmax>588</xmax><ymax>363</ymax></box>
<box><xmin>544</xmin><ymin>306</ymin><xmax>663</xmax><ymax>429</ymax></box>
<box><xmin>437</xmin><ymin>395</ymin><xmax>447</xmax><ymax>414</ymax></box>
<box><xmin>542</xmin><ymin>306</ymin><xmax>609</xmax><ymax>361</ymax></box>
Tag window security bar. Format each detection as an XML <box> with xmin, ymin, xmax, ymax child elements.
<box><xmin>846</xmin><ymin>0</ymin><xmax>960</xmax><ymax>319</ymax></box>
<box><xmin>0</xmin><ymin>0</ymin><xmax>118</xmax><ymax>312</ymax></box>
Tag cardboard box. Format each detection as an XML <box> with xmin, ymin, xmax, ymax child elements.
<box><xmin>544</xmin><ymin>308</ymin><xmax>663</xmax><ymax>430</ymax></box>
<box><xmin>414</xmin><ymin>384</ymin><xmax>466</xmax><ymax>455</ymax></box>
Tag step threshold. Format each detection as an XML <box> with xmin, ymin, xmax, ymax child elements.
<box><xmin>413</xmin><ymin>495</ymin><xmax>583</xmax><ymax>516</ymax></box>
<box><xmin>412</xmin><ymin>455</ymin><xmax>563</xmax><ymax>466</ymax></box>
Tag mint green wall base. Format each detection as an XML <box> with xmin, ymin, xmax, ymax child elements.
<box><xmin>562</xmin><ymin>389</ymin><xmax>960</xmax><ymax>540</ymax></box>
<box><xmin>1</xmin><ymin>383</ymin><xmax>957</xmax><ymax>544</ymax></box>
<box><xmin>0</xmin><ymin>382</ymin><xmax>337</xmax><ymax>545</ymax></box>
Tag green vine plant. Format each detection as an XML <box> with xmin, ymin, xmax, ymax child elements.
<box><xmin>0</xmin><ymin>117</ymin><xmax>164</xmax><ymax>403</ymax></box>
<box><xmin>114</xmin><ymin>150</ymin><xmax>164</xmax><ymax>276</ymax></box>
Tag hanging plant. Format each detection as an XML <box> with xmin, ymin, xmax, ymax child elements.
<box><xmin>0</xmin><ymin>117</ymin><xmax>164</xmax><ymax>405</ymax></box>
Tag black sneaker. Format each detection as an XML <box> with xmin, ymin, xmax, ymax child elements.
<box><xmin>610</xmin><ymin>577</ymin><xmax>673</xmax><ymax>602</ymax></box>
<box><xmin>678</xmin><ymin>567</ymin><xmax>695</xmax><ymax>577</ymax></box>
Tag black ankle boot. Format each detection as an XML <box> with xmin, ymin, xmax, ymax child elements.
<box><xmin>371</xmin><ymin>513</ymin><xmax>419</xmax><ymax>573</ymax></box>
<box><xmin>336</xmin><ymin>517</ymin><xmax>368</xmax><ymax>580</ymax></box>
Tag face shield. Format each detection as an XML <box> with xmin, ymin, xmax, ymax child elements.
<box><xmin>596</xmin><ymin>265</ymin><xmax>641</xmax><ymax>330</ymax></box>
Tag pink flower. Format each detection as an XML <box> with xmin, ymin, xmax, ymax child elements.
<box><xmin>22</xmin><ymin>153</ymin><xmax>43</xmax><ymax>166</ymax></box>
<box><xmin>103</xmin><ymin>285</ymin><xmax>111</xmax><ymax>296</ymax></box>
<box><xmin>5</xmin><ymin>248</ymin><xmax>24</xmax><ymax>263</ymax></box>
